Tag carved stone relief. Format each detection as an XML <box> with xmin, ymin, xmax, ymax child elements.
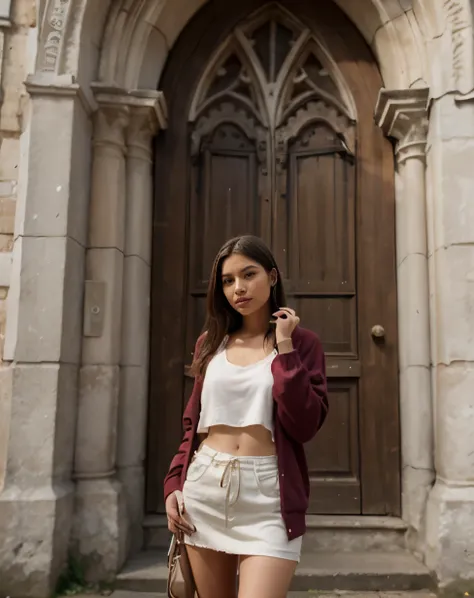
<box><xmin>444</xmin><ymin>0</ymin><xmax>474</xmax><ymax>96</ymax></box>
<box><xmin>38</xmin><ymin>0</ymin><xmax>72</xmax><ymax>72</ymax></box>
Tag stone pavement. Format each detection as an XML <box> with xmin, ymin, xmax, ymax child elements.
<box><xmin>81</xmin><ymin>591</ymin><xmax>438</xmax><ymax>598</ymax></box>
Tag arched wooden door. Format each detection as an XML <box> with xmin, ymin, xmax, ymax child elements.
<box><xmin>147</xmin><ymin>0</ymin><xmax>400</xmax><ymax>517</ymax></box>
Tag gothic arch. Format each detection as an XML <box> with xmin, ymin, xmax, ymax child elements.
<box><xmin>37</xmin><ymin>0</ymin><xmax>472</xmax><ymax>95</ymax></box>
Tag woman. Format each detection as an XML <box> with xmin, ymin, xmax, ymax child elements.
<box><xmin>164</xmin><ymin>235</ymin><xmax>328</xmax><ymax>598</ymax></box>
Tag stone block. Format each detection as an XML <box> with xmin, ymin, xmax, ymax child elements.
<box><xmin>424</xmin><ymin>32</ymin><xmax>453</xmax><ymax>100</ymax></box>
<box><xmin>432</xmin><ymin>246</ymin><xmax>474</xmax><ymax>363</ymax></box>
<box><xmin>69</xmin><ymin>102</ymin><xmax>93</xmax><ymax>247</ymax></box>
<box><xmin>0</xmin><ymin>250</ymin><xmax>11</xmax><ymax>286</ymax></box>
<box><xmin>0</xmin><ymin>365</ymin><xmax>12</xmax><ymax>493</ymax></box>
<box><xmin>426</xmin><ymin>480</ymin><xmax>474</xmax><ymax>586</ymax></box>
<box><xmin>0</xmin><ymin>481</ymin><xmax>74</xmax><ymax>598</ymax></box>
<box><xmin>117</xmin><ymin>463</ymin><xmax>145</xmax><ymax>555</ymax></box>
<box><xmin>399</xmin><ymin>365</ymin><xmax>433</xmax><ymax>469</ymax></box>
<box><xmin>0</xmin><ymin>137</ymin><xmax>20</xmax><ymax>182</ymax></box>
<box><xmin>427</xmin><ymin>136</ymin><xmax>474</xmax><ymax>248</ymax></box>
<box><xmin>22</xmin><ymin>94</ymin><xmax>91</xmax><ymax>245</ymax></box>
<box><xmin>8</xmin><ymin>236</ymin><xmax>65</xmax><ymax>362</ymax></box>
<box><xmin>402</xmin><ymin>464</ymin><xmax>434</xmax><ymax>535</ymax></box>
<box><xmin>0</xmin><ymin>197</ymin><xmax>16</xmax><ymax>233</ymax></box>
<box><xmin>88</xmin><ymin>123</ymin><xmax>127</xmax><ymax>251</ymax></box>
<box><xmin>76</xmin><ymin>365</ymin><xmax>120</xmax><ymax>476</ymax></box>
<box><xmin>435</xmin><ymin>362</ymin><xmax>474</xmax><ymax>482</ymax></box>
<box><xmin>124</xmin><ymin>159</ymin><xmax>153</xmax><ymax>264</ymax></box>
<box><xmin>136</xmin><ymin>25</ymin><xmax>168</xmax><ymax>89</ymax></box>
<box><xmin>397</xmin><ymin>254</ymin><xmax>430</xmax><ymax>368</ymax></box>
<box><xmin>0</xmin><ymin>26</ymin><xmax>29</xmax><ymax>134</ymax></box>
<box><xmin>0</xmin><ymin>233</ymin><xmax>13</xmax><ymax>252</ymax></box>
<box><xmin>371</xmin><ymin>14</ymin><xmax>424</xmax><ymax>89</ymax></box>
<box><xmin>429</xmin><ymin>93</ymin><xmax>474</xmax><ymax>141</ymax></box>
<box><xmin>117</xmin><ymin>366</ymin><xmax>148</xmax><ymax>468</ymax></box>
<box><xmin>3</xmin><ymin>364</ymin><xmax>77</xmax><ymax>486</ymax></box>
<box><xmin>8</xmin><ymin>236</ymin><xmax>84</xmax><ymax>363</ymax></box>
<box><xmin>82</xmin><ymin>248</ymin><xmax>124</xmax><ymax>365</ymax></box>
<box><xmin>72</xmin><ymin>478</ymin><xmax>128</xmax><ymax>582</ymax></box>
<box><xmin>121</xmin><ymin>257</ymin><xmax>150</xmax><ymax>367</ymax></box>
<box><xmin>61</xmin><ymin>237</ymin><xmax>85</xmax><ymax>365</ymax></box>
<box><xmin>23</xmin><ymin>95</ymin><xmax>75</xmax><ymax>238</ymax></box>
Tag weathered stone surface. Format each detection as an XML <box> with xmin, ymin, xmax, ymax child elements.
<box><xmin>22</xmin><ymin>95</ymin><xmax>78</xmax><ymax>239</ymax></box>
<box><xmin>121</xmin><ymin>257</ymin><xmax>150</xmax><ymax>367</ymax></box>
<box><xmin>426</xmin><ymin>480</ymin><xmax>474</xmax><ymax>586</ymax></box>
<box><xmin>117</xmin><ymin>366</ymin><xmax>148</xmax><ymax>468</ymax></box>
<box><xmin>76</xmin><ymin>365</ymin><xmax>120</xmax><ymax>476</ymax></box>
<box><xmin>435</xmin><ymin>362</ymin><xmax>474</xmax><ymax>482</ymax></box>
<box><xmin>4</xmin><ymin>364</ymin><xmax>77</xmax><ymax>483</ymax></box>
<box><xmin>0</xmin><ymin>365</ymin><xmax>12</xmax><ymax>492</ymax></box>
<box><xmin>432</xmin><ymin>246</ymin><xmax>474</xmax><ymax>364</ymax></box>
<box><xmin>117</xmin><ymin>366</ymin><xmax>148</xmax><ymax>553</ymax></box>
<box><xmin>0</xmin><ymin>481</ymin><xmax>74</xmax><ymax>598</ymax></box>
<box><xmin>82</xmin><ymin>248</ymin><xmax>124</xmax><ymax>365</ymax></box>
<box><xmin>72</xmin><ymin>478</ymin><xmax>129</xmax><ymax>582</ymax></box>
<box><xmin>4</xmin><ymin>235</ymin><xmax>84</xmax><ymax>364</ymax></box>
<box><xmin>0</xmin><ymin>197</ymin><xmax>16</xmax><ymax>233</ymax></box>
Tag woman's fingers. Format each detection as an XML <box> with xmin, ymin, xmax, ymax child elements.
<box><xmin>167</xmin><ymin>513</ymin><xmax>195</xmax><ymax>535</ymax></box>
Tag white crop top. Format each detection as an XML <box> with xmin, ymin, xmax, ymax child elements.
<box><xmin>196</xmin><ymin>344</ymin><xmax>277</xmax><ymax>437</ymax></box>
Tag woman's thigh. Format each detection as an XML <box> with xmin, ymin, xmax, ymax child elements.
<box><xmin>186</xmin><ymin>545</ymin><xmax>239</xmax><ymax>598</ymax></box>
<box><xmin>238</xmin><ymin>555</ymin><xmax>297</xmax><ymax>598</ymax></box>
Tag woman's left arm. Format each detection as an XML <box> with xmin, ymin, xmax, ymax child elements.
<box><xmin>271</xmin><ymin>315</ymin><xmax>328</xmax><ymax>443</ymax></box>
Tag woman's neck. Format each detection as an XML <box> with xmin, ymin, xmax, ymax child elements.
<box><xmin>239</xmin><ymin>305</ymin><xmax>271</xmax><ymax>338</ymax></box>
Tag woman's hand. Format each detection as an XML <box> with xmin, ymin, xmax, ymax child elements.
<box><xmin>272</xmin><ymin>307</ymin><xmax>300</xmax><ymax>348</ymax></box>
<box><xmin>165</xmin><ymin>490</ymin><xmax>195</xmax><ymax>536</ymax></box>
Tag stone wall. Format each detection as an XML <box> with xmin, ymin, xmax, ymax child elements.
<box><xmin>0</xmin><ymin>0</ymin><xmax>36</xmax><ymax>491</ymax></box>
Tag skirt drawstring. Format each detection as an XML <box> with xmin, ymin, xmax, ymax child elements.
<box><xmin>218</xmin><ymin>458</ymin><xmax>241</xmax><ymax>527</ymax></box>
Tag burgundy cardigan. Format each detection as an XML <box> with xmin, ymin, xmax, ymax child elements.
<box><xmin>163</xmin><ymin>326</ymin><xmax>328</xmax><ymax>540</ymax></box>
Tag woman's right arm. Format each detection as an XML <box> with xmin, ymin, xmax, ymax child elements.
<box><xmin>163</xmin><ymin>334</ymin><xmax>206</xmax><ymax>501</ymax></box>
<box><xmin>163</xmin><ymin>389</ymin><xmax>198</xmax><ymax>500</ymax></box>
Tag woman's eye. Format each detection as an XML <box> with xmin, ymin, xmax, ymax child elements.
<box><xmin>245</xmin><ymin>272</ymin><xmax>255</xmax><ymax>279</ymax></box>
<box><xmin>223</xmin><ymin>278</ymin><xmax>233</xmax><ymax>286</ymax></box>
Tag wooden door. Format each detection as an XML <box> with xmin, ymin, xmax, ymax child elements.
<box><xmin>147</xmin><ymin>0</ymin><xmax>400</xmax><ymax>517</ymax></box>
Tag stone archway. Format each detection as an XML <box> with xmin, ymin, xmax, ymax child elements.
<box><xmin>1</xmin><ymin>0</ymin><xmax>474</xmax><ymax>595</ymax></box>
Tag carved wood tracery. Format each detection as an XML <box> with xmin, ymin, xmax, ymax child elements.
<box><xmin>189</xmin><ymin>3</ymin><xmax>357</xmax><ymax>170</ymax></box>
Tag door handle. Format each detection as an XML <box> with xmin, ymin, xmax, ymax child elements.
<box><xmin>371</xmin><ymin>325</ymin><xmax>385</xmax><ymax>339</ymax></box>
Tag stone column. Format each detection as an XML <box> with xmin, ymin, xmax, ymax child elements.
<box><xmin>118</xmin><ymin>95</ymin><xmax>166</xmax><ymax>554</ymax></box>
<box><xmin>72</xmin><ymin>94</ymin><xmax>130</xmax><ymax>581</ymax></box>
<box><xmin>0</xmin><ymin>76</ymin><xmax>94</xmax><ymax>597</ymax></box>
<box><xmin>375</xmin><ymin>88</ymin><xmax>434</xmax><ymax>548</ymax></box>
<box><xmin>423</xmin><ymin>93</ymin><xmax>474</xmax><ymax>588</ymax></box>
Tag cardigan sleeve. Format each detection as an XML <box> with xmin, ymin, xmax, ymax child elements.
<box><xmin>271</xmin><ymin>331</ymin><xmax>328</xmax><ymax>444</ymax></box>
<box><xmin>163</xmin><ymin>334</ymin><xmax>205</xmax><ymax>501</ymax></box>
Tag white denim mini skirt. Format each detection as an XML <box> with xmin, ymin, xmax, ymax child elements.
<box><xmin>182</xmin><ymin>444</ymin><xmax>302</xmax><ymax>562</ymax></box>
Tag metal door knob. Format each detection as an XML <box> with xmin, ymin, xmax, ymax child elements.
<box><xmin>371</xmin><ymin>325</ymin><xmax>385</xmax><ymax>338</ymax></box>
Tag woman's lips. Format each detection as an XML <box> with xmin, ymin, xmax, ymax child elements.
<box><xmin>235</xmin><ymin>298</ymin><xmax>251</xmax><ymax>306</ymax></box>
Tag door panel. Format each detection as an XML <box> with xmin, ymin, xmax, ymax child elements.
<box><xmin>148</xmin><ymin>0</ymin><xmax>400</xmax><ymax>517</ymax></box>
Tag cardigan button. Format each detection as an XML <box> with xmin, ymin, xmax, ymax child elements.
<box><xmin>281</xmin><ymin>473</ymin><xmax>284</xmax><ymax>477</ymax></box>
<box><xmin>288</xmin><ymin>528</ymin><xmax>292</xmax><ymax>533</ymax></box>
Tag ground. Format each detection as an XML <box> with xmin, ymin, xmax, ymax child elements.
<box><xmin>75</xmin><ymin>591</ymin><xmax>438</xmax><ymax>598</ymax></box>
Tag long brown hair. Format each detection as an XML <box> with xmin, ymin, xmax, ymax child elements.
<box><xmin>191</xmin><ymin>235</ymin><xmax>286</xmax><ymax>377</ymax></box>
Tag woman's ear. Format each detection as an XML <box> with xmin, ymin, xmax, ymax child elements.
<box><xmin>270</xmin><ymin>268</ymin><xmax>278</xmax><ymax>287</ymax></box>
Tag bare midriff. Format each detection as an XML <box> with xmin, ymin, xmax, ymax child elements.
<box><xmin>201</xmin><ymin>424</ymin><xmax>276</xmax><ymax>456</ymax></box>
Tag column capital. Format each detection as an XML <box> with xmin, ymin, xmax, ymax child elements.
<box><xmin>91</xmin><ymin>84</ymin><xmax>168</xmax><ymax>158</ymax></box>
<box><xmin>375</xmin><ymin>88</ymin><xmax>430</xmax><ymax>164</ymax></box>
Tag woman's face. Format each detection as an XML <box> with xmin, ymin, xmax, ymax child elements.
<box><xmin>221</xmin><ymin>253</ymin><xmax>275</xmax><ymax>316</ymax></box>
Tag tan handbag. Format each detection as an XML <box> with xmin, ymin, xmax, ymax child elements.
<box><xmin>167</xmin><ymin>531</ymin><xmax>197</xmax><ymax>598</ymax></box>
